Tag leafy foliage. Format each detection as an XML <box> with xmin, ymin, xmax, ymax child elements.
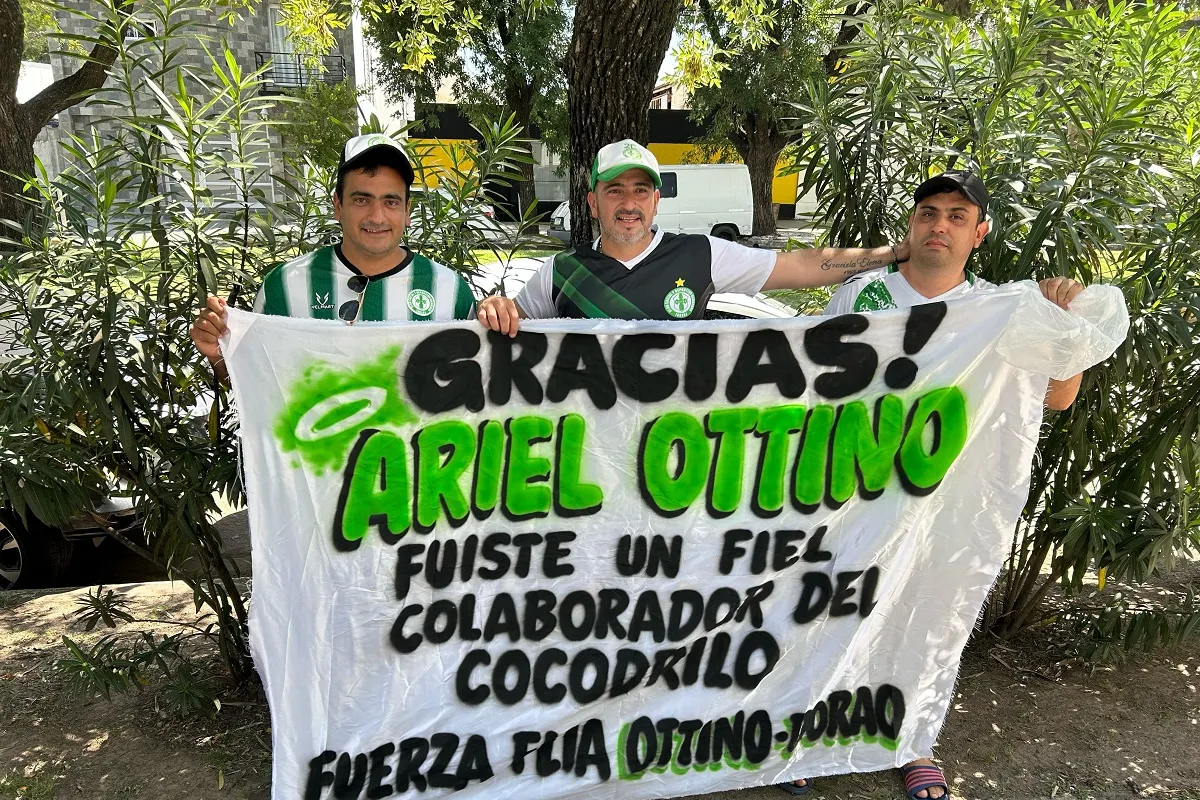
<box><xmin>56</xmin><ymin>635</ymin><xmax>139</xmax><ymax>700</ymax></box>
<box><xmin>790</xmin><ymin>0</ymin><xmax>1200</xmax><ymax>647</ymax></box>
<box><xmin>362</xmin><ymin>0</ymin><xmax>485</xmax><ymax>76</ymax></box>
<box><xmin>1066</xmin><ymin>586</ymin><xmax>1200</xmax><ymax>663</ymax></box>
<box><xmin>277</xmin><ymin>79</ymin><xmax>359</xmax><ymax>171</ymax></box>
<box><xmin>1</xmin><ymin>0</ymin><xmax>547</xmax><ymax>692</ymax></box>
<box><xmin>74</xmin><ymin>586</ymin><xmax>136</xmax><ymax>631</ymax></box>
<box><xmin>273</xmin><ymin>0</ymin><xmax>349</xmax><ymax>59</ymax></box>
<box><xmin>670</xmin><ymin>0</ymin><xmax>835</xmax><ymax>234</ymax></box>
<box><xmin>19</xmin><ymin>0</ymin><xmax>57</xmax><ymax>61</ymax></box>
<box><xmin>56</xmin><ymin>629</ymin><xmax>221</xmax><ymax>716</ymax></box>
<box><xmin>407</xmin><ymin>114</ymin><xmax>551</xmax><ymax>279</ymax></box>
<box><xmin>671</xmin><ymin>0</ymin><xmax>832</xmax><ymax>91</ymax></box>
<box><xmin>368</xmin><ymin>0</ymin><xmax>570</xmax><ymax>208</ymax></box>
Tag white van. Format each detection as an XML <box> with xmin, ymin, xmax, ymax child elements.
<box><xmin>549</xmin><ymin>163</ymin><xmax>754</xmax><ymax>242</ymax></box>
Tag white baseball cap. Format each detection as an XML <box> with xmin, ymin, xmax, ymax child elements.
<box><xmin>590</xmin><ymin>139</ymin><xmax>661</xmax><ymax>189</ymax></box>
<box><xmin>338</xmin><ymin>133</ymin><xmax>415</xmax><ymax>187</ymax></box>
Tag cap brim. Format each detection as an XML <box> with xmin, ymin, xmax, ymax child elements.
<box><xmin>594</xmin><ymin>164</ymin><xmax>661</xmax><ymax>188</ymax></box>
<box><xmin>340</xmin><ymin>144</ymin><xmax>415</xmax><ymax>187</ymax></box>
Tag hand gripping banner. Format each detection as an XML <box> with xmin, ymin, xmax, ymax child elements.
<box><xmin>222</xmin><ymin>282</ymin><xmax>1128</xmax><ymax>800</ymax></box>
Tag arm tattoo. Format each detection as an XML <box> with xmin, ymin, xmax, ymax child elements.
<box><xmin>820</xmin><ymin>255</ymin><xmax>876</xmax><ymax>274</ymax></box>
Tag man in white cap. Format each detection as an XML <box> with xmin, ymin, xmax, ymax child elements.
<box><xmin>190</xmin><ymin>133</ymin><xmax>476</xmax><ymax>385</ymax></box>
<box><xmin>476</xmin><ymin>139</ymin><xmax>908</xmax><ymax>333</ymax></box>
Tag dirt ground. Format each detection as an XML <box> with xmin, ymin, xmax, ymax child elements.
<box><xmin>1</xmin><ymin>562</ymin><xmax>1197</xmax><ymax>800</ymax></box>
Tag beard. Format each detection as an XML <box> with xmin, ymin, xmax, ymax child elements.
<box><xmin>603</xmin><ymin>209</ymin><xmax>650</xmax><ymax>245</ymax></box>
<box><xmin>912</xmin><ymin>237</ymin><xmax>959</xmax><ymax>269</ymax></box>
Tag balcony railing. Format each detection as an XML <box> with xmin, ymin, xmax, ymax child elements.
<box><xmin>255</xmin><ymin>52</ymin><xmax>348</xmax><ymax>90</ymax></box>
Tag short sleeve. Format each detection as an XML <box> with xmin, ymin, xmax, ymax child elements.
<box><xmin>514</xmin><ymin>255</ymin><xmax>559</xmax><ymax>319</ymax></box>
<box><xmin>707</xmin><ymin>236</ymin><xmax>777</xmax><ymax>296</ymax></box>
<box><xmin>254</xmin><ymin>262</ymin><xmax>288</xmax><ymax>316</ymax></box>
<box><xmin>823</xmin><ymin>282</ymin><xmax>861</xmax><ymax>316</ymax></box>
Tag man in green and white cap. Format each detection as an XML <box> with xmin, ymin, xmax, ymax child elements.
<box><xmin>191</xmin><ymin>132</ymin><xmax>476</xmax><ymax>385</ymax></box>
<box><xmin>477</xmin><ymin>138</ymin><xmax>908</xmax><ymax>333</ymax></box>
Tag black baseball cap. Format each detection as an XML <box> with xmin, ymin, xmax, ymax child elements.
<box><xmin>914</xmin><ymin>171</ymin><xmax>989</xmax><ymax>217</ymax></box>
<box><xmin>337</xmin><ymin>133</ymin><xmax>415</xmax><ymax>188</ymax></box>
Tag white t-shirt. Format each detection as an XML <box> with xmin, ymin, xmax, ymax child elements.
<box><xmin>515</xmin><ymin>230</ymin><xmax>777</xmax><ymax>319</ymax></box>
<box><xmin>824</xmin><ymin>265</ymin><xmax>996</xmax><ymax>315</ymax></box>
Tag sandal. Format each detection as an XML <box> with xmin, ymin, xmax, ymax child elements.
<box><xmin>899</xmin><ymin>762</ymin><xmax>949</xmax><ymax>799</ymax></box>
<box><xmin>777</xmin><ymin>778</ymin><xmax>813</xmax><ymax>795</ymax></box>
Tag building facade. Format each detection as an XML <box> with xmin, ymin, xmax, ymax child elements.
<box><xmin>26</xmin><ymin>2</ymin><xmax>409</xmax><ymax>204</ymax></box>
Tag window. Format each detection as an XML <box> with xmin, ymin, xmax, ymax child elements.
<box><xmin>269</xmin><ymin>6</ymin><xmax>293</xmax><ymax>55</ymax></box>
<box><xmin>122</xmin><ymin>17</ymin><xmax>157</xmax><ymax>41</ymax></box>
<box><xmin>659</xmin><ymin>171</ymin><xmax>678</xmax><ymax>199</ymax></box>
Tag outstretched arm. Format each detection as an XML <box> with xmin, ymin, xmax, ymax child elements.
<box><xmin>760</xmin><ymin>239</ymin><xmax>909</xmax><ymax>290</ymax></box>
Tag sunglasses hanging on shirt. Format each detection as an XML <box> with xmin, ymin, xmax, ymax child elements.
<box><xmin>339</xmin><ymin>274</ymin><xmax>370</xmax><ymax>324</ymax></box>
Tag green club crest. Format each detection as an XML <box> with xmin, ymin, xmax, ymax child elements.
<box><xmin>664</xmin><ymin>281</ymin><xmax>696</xmax><ymax>318</ymax></box>
<box><xmin>622</xmin><ymin>144</ymin><xmax>643</xmax><ymax>160</ymax></box>
<box><xmin>407</xmin><ymin>289</ymin><xmax>435</xmax><ymax>317</ymax></box>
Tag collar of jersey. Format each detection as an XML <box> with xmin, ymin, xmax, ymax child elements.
<box><xmin>888</xmin><ymin>261</ymin><xmax>976</xmax><ymax>285</ymax></box>
<box><xmin>591</xmin><ymin>228</ymin><xmax>665</xmax><ymax>270</ymax></box>
<box><xmin>335</xmin><ymin>242</ymin><xmax>414</xmax><ymax>281</ymax></box>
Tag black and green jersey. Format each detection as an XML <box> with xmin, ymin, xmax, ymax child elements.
<box><xmin>549</xmin><ymin>233</ymin><xmax>715</xmax><ymax>320</ymax></box>
<box><xmin>253</xmin><ymin>245</ymin><xmax>476</xmax><ymax>322</ymax></box>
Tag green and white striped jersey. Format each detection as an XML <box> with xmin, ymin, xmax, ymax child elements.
<box><xmin>253</xmin><ymin>245</ymin><xmax>476</xmax><ymax>322</ymax></box>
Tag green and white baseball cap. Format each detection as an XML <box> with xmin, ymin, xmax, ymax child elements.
<box><xmin>339</xmin><ymin>133</ymin><xmax>415</xmax><ymax>187</ymax></box>
<box><xmin>590</xmin><ymin>139</ymin><xmax>662</xmax><ymax>189</ymax></box>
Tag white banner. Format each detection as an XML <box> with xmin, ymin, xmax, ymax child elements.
<box><xmin>223</xmin><ymin>282</ymin><xmax>1127</xmax><ymax>800</ymax></box>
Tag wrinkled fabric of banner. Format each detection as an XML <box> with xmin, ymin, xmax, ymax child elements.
<box><xmin>222</xmin><ymin>282</ymin><xmax>1128</xmax><ymax>800</ymax></box>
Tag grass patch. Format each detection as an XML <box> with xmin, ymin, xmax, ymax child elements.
<box><xmin>471</xmin><ymin>247</ymin><xmax>562</xmax><ymax>265</ymax></box>
<box><xmin>0</xmin><ymin>772</ymin><xmax>59</xmax><ymax>800</ymax></box>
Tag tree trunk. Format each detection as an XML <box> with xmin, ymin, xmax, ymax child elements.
<box><xmin>0</xmin><ymin>0</ymin><xmax>33</xmax><ymax>224</ymax></box>
<box><xmin>565</xmin><ymin>0</ymin><xmax>681</xmax><ymax>246</ymax></box>
<box><xmin>504</xmin><ymin>81</ymin><xmax>538</xmax><ymax>217</ymax></box>
<box><xmin>0</xmin><ymin>0</ymin><xmax>129</xmax><ymax>224</ymax></box>
<box><xmin>0</xmin><ymin>99</ymin><xmax>37</xmax><ymax>225</ymax></box>
<box><xmin>746</xmin><ymin>148</ymin><xmax>777</xmax><ymax>236</ymax></box>
<box><xmin>729</xmin><ymin>111</ymin><xmax>786</xmax><ymax>236</ymax></box>
<box><xmin>823</xmin><ymin>2</ymin><xmax>871</xmax><ymax>77</ymax></box>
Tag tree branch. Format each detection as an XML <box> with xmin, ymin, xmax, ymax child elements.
<box><xmin>696</xmin><ymin>0</ymin><xmax>727</xmax><ymax>50</ymax></box>
<box><xmin>824</xmin><ymin>1</ymin><xmax>871</xmax><ymax>77</ymax></box>
<box><xmin>496</xmin><ymin>6</ymin><xmax>512</xmax><ymax>48</ymax></box>
<box><xmin>20</xmin><ymin>3</ymin><xmax>133</xmax><ymax>133</ymax></box>
<box><xmin>764</xmin><ymin>0</ymin><xmax>784</xmax><ymax>42</ymax></box>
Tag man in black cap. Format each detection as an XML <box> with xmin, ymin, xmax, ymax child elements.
<box><xmin>777</xmin><ymin>172</ymin><xmax>1086</xmax><ymax>798</ymax></box>
<box><xmin>190</xmin><ymin>133</ymin><xmax>476</xmax><ymax>385</ymax></box>
<box><xmin>825</xmin><ymin>170</ymin><xmax>1084</xmax><ymax>410</ymax></box>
